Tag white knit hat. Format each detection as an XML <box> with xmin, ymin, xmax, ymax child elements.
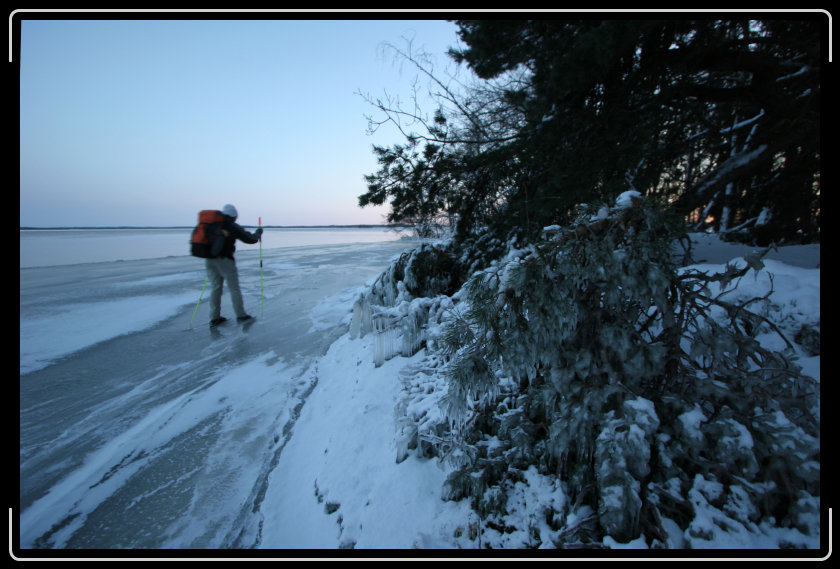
<box><xmin>222</xmin><ymin>204</ymin><xmax>238</xmax><ymax>218</ymax></box>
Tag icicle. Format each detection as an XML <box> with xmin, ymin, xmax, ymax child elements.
<box><xmin>374</xmin><ymin>328</ymin><xmax>400</xmax><ymax>367</ymax></box>
<box><xmin>350</xmin><ymin>294</ymin><xmax>373</xmax><ymax>339</ymax></box>
<box><xmin>400</xmin><ymin>302</ymin><xmax>430</xmax><ymax>358</ymax></box>
<box><xmin>373</xmin><ymin>315</ymin><xmax>400</xmax><ymax>367</ymax></box>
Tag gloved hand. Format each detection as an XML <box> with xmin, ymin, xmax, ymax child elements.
<box><xmin>255</xmin><ymin>227</ymin><xmax>263</xmax><ymax>240</ymax></box>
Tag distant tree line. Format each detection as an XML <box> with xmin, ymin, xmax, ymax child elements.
<box><xmin>359</xmin><ymin>18</ymin><xmax>821</xmax><ymax>250</ymax></box>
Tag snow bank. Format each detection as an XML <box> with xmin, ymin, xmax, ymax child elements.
<box><xmin>681</xmin><ymin>258</ymin><xmax>821</xmax><ymax>383</ymax></box>
<box><xmin>257</xmin><ymin>332</ymin><xmax>473</xmax><ymax>549</ymax></box>
<box><xmin>684</xmin><ymin>233</ymin><xmax>820</xmax><ymax>269</ymax></box>
<box><xmin>253</xmin><ymin>239</ymin><xmax>820</xmax><ymax>551</ymax></box>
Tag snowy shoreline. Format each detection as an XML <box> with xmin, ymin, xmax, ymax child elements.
<box><xmin>18</xmin><ymin>235</ymin><xmax>821</xmax><ymax>554</ymax></box>
<box><xmin>250</xmin><ymin>236</ymin><xmax>820</xmax><ymax>552</ymax></box>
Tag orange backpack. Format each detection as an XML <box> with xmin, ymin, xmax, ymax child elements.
<box><xmin>190</xmin><ymin>210</ymin><xmax>228</xmax><ymax>258</ymax></box>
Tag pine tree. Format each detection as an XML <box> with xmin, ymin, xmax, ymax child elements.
<box><xmin>356</xmin><ymin>17</ymin><xmax>822</xmax><ymax>547</ymax></box>
<box><xmin>360</xmin><ymin>18</ymin><xmax>821</xmax><ymax>248</ymax></box>
<box><xmin>433</xmin><ymin>195</ymin><xmax>819</xmax><ymax>546</ymax></box>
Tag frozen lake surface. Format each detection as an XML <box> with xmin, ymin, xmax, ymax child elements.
<box><xmin>19</xmin><ymin>232</ymin><xmax>415</xmax><ymax>549</ymax></box>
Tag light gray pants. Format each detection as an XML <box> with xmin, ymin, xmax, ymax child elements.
<box><xmin>206</xmin><ymin>257</ymin><xmax>247</xmax><ymax>320</ymax></box>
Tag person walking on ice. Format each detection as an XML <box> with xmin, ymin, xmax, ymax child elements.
<box><xmin>205</xmin><ymin>204</ymin><xmax>263</xmax><ymax>328</ymax></box>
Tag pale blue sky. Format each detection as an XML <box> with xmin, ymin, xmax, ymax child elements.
<box><xmin>18</xmin><ymin>17</ymin><xmax>464</xmax><ymax>227</ymax></box>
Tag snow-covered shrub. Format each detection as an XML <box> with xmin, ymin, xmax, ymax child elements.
<box><xmin>402</xmin><ymin>243</ymin><xmax>464</xmax><ymax>299</ymax></box>
<box><xmin>431</xmin><ymin>195</ymin><xmax>819</xmax><ymax>547</ymax></box>
<box><xmin>350</xmin><ymin>242</ymin><xmax>466</xmax><ymax>367</ymax></box>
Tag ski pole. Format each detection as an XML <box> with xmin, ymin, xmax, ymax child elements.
<box><xmin>258</xmin><ymin>216</ymin><xmax>264</xmax><ymax>316</ymax></box>
<box><xmin>189</xmin><ymin>276</ymin><xmax>209</xmax><ymax>328</ymax></box>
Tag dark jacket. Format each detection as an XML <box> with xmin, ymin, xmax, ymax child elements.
<box><xmin>219</xmin><ymin>216</ymin><xmax>261</xmax><ymax>260</ymax></box>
